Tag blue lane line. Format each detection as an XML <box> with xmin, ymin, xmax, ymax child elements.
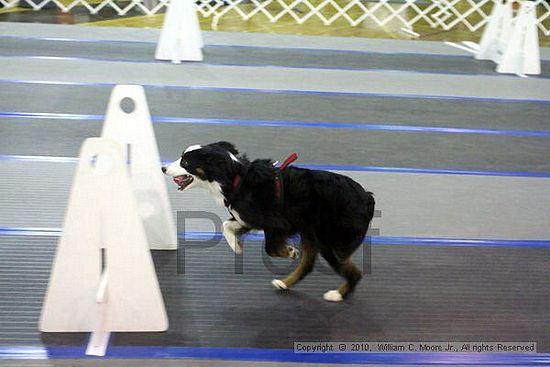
<box><xmin>1</xmin><ymin>78</ymin><xmax>549</xmax><ymax>104</ymax></box>
<box><xmin>0</xmin><ymin>111</ymin><xmax>103</xmax><ymax>121</ymax></box>
<box><xmin>2</xmin><ymin>154</ymin><xmax>550</xmax><ymax>178</ymax></box>
<box><xmin>0</xmin><ymin>54</ymin><xmax>170</xmax><ymax>65</ymax></box>
<box><xmin>181</xmin><ymin>232</ymin><xmax>550</xmax><ymax>248</ymax></box>
<box><xmin>0</xmin><ymin>346</ymin><xmax>549</xmax><ymax>365</ymax></box>
<box><xmin>0</xmin><ymin>155</ymin><xmax>78</xmax><ymax>163</ymax></box>
<box><xmin>0</xmin><ymin>35</ymin><xmax>156</xmax><ymax>45</ymax></box>
<box><xmin>1</xmin><ymin>227</ymin><xmax>549</xmax><ymax>248</ymax></box>
<box><xmin>297</xmin><ymin>164</ymin><xmax>550</xmax><ymax>178</ymax></box>
<box><xmin>0</xmin><ymin>227</ymin><xmax>62</xmax><ymax>236</ymax></box>
<box><xmin>3</xmin><ymin>111</ymin><xmax>550</xmax><ymax>137</ymax></box>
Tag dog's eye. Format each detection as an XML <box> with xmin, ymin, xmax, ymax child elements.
<box><xmin>180</xmin><ymin>158</ymin><xmax>188</xmax><ymax>167</ymax></box>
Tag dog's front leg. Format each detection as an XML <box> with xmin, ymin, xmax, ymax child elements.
<box><xmin>223</xmin><ymin>218</ymin><xmax>248</xmax><ymax>254</ymax></box>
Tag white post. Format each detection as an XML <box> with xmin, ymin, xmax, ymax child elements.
<box><xmin>475</xmin><ymin>0</ymin><xmax>513</xmax><ymax>63</ymax></box>
<box><xmin>39</xmin><ymin>138</ymin><xmax>169</xmax><ymax>348</ymax></box>
<box><xmin>155</xmin><ymin>0</ymin><xmax>203</xmax><ymax>63</ymax></box>
<box><xmin>497</xmin><ymin>1</ymin><xmax>541</xmax><ymax>75</ymax></box>
<box><xmin>101</xmin><ymin>85</ymin><xmax>177</xmax><ymax>250</ymax></box>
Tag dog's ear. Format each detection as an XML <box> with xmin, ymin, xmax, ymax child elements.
<box><xmin>212</xmin><ymin>141</ymin><xmax>239</xmax><ymax>155</ymax></box>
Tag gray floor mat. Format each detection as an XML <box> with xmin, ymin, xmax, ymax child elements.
<box><xmin>1</xmin><ymin>83</ymin><xmax>550</xmax><ymax>131</ymax></box>
<box><xmin>1</xmin><ymin>38</ymin><xmax>550</xmax><ymax>77</ymax></box>
<box><xmin>2</xmin><ymin>118</ymin><xmax>550</xmax><ymax>173</ymax></box>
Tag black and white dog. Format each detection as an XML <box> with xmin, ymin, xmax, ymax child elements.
<box><xmin>162</xmin><ymin>142</ymin><xmax>375</xmax><ymax>302</ymax></box>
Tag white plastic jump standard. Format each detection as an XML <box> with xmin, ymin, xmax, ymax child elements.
<box><xmin>39</xmin><ymin>138</ymin><xmax>168</xmax><ymax>354</ymax></box>
<box><xmin>497</xmin><ymin>1</ymin><xmax>541</xmax><ymax>75</ymax></box>
<box><xmin>101</xmin><ymin>85</ymin><xmax>177</xmax><ymax>250</ymax></box>
<box><xmin>155</xmin><ymin>0</ymin><xmax>203</xmax><ymax>63</ymax></box>
<box><xmin>475</xmin><ymin>0</ymin><xmax>513</xmax><ymax>63</ymax></box>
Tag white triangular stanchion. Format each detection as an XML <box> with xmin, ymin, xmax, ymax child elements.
<box><xmin>475</xmin><ymin>0</ymin><xmax>513</xmax><ymax>63</ymax></box>
<box><xmin>155</xmin><ymin>0</ymin><xmax>203</xmax><ymax>63</ymax></box>
<box><xmin>497</xmin><ymin>1</ymin><xmax>541</xmax><ymax>75</ymax></box>
<box><xmin>101</xmin><ymin>85</ymin><xmax>177</xmax><ymax>250</ymax></box>
<box><xmin>39</xmin><ymin>138</ymin><xmax>168</xmax><ymax>353</ymax></box>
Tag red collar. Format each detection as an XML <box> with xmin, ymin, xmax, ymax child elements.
<box><xmin>232</xmin><ymin>153</ymin><xmax>298</xmax><ymax>191</ymax></box>
<box><xmin>232</xmin><ymin>174</ymin><xmax>242</xmax><ymax>190</ymax></box>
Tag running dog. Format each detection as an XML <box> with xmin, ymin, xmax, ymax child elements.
<box><xmin>162</xmin><ymin>141</ymin><xmax>375</xmax><ymax>302</ymax></box>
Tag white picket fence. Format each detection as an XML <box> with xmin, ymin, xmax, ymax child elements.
<box><xmin>1</xmin><ymin>0</ymin><xmax>549</xmax><ymax>36</ymax></box>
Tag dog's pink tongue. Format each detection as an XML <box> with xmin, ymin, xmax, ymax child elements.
<box><xmin>173</xmin><ymin>176</ymin><xmax>186</xmax><ymax>185</ymax></box>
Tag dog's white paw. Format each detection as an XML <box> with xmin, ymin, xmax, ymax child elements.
<box><xmin>323</xmin><ymin>290</ymin><xmax>344</xmax><ymax>302</ymax></box>
<box><xmin>228</xmin><ymin>239</ymin><xmax>243</xmax><ymax>254</ymax></box>
<box><xmin>287</xmin><ymin>246</ymin><xmax>299</xmax><ymax>260</ymax></box>
<box><xmin>271</xmin><ymin>279</ymin><xmax>288</xmax><ymax>290</ymax></box>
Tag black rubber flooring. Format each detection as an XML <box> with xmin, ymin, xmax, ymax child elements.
<box><xmin>2</xmin><ymin>37</ymin><xmax>550</xmax><ymax>77</ymax></box>
<box><xmin>2</xmin><ymin>235</ymin><xmax>549</xmax><ymax>351</ymax></box>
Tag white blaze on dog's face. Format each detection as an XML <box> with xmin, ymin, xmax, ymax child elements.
<box><xmin>163</xmin><ymin>145</ymin><xmax>203</xmax><ymax>191</ymax></box>
<box><xmin>162</xmin><ymin>142</ymin><xmax>241</xmax><ymax>207</ymax></box>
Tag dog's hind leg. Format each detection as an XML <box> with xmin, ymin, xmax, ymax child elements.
<box><xmin>223</xmin><ymin>218</ymin><xmax>250</xmax><ymax>254</ymax></box>
<box><xmin>320</xmin><ymin>249</ymin><xmax>362</xmax><ymax>302</ymax></box>
<box><xmin>264</xmin><ymin>230</ymin><xmax>299</xmax><ymax>260</ymax></box>
<box><xmin>272</xmin><ymin>242</ymin><xmax>318</xmax><ymax>290</ymax></box>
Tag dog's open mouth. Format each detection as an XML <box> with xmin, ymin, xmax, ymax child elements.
<box><xmin>173</xmin><ymin>174</ymin><xmax>194</xmax><ymax>191</ymax></box>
